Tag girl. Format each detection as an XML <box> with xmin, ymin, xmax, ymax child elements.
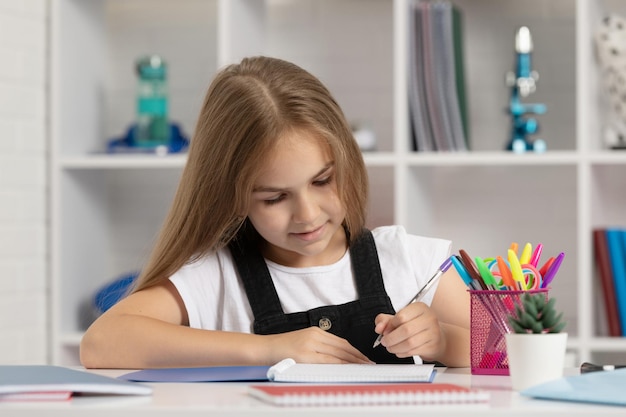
<box><xmin>80</xmin><ymin>56</ymin><xmax>470</xmax><ymax>369</ymax></box>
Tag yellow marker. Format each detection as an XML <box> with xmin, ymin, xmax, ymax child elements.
<box><xmin>508</xmin><ymin>249</ymin><xmax>524</xmax><ymax>290</ymax></box>
<box><xmin>519</xmin><ymin>242</ymin><xmax>532</xmax><ymax>265</ymax></box>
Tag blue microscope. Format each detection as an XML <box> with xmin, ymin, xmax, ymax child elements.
<box><xmin>505</xmin><ymin>26</ymin><xmax>547</xmax><ymax>153</ymax></box>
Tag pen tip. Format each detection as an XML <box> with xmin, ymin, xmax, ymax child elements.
<box><xmin>373</xmin><ymin>336</ymin><xmax>382</xmax><ymax>348</ymax></box>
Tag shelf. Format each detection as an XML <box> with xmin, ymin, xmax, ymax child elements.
<box><xmin>405</xmin><ymin>151</ymin><xmax>580</xmax><ymax>166</ymax></box>
<box><xmin>59</xmin><ymin>154</ymin><xmax>188</xmax><ymax>170</ymax></box>
<box><xmin>589</xmin><ymin>338</ymin><xmax>626</xmax><ymax>350</ymax></box>
<box><xmin>588</xmin><ymin>151</ymin><xmax>626</xmax><ymax>164</ymax></box>
<box><xmin>58</xmin><ymin>150</ymin><xmax>624</xmax><ymax>170</ymax></box>
<box><xmin>50</xmin><ymin>0</ymin><xmax>626</xmax><ymax>367</ymax></box>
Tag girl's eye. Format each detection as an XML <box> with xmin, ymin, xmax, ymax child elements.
<box><xmin>264</xmin><ymin>194</ymin><xmax>286</xmax><ymax>206</ymax></box>
<box><xmin>313</xmin><ymin>176</ymin><xmax>332</xmax><ymax>186</ymax></box>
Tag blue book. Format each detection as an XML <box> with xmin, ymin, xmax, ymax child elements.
<box><xmin>119</xmin><ymin>365</ymin><xmax>270</xmax><ymax>383</ymax></box>
<box><xmin>606</xmin><ymin>228</ymin><xmax>626</xmax><ymax>335</ymax></box>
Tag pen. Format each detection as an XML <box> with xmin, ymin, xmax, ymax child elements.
<box><xmin>459</xmin><ymin>249</ymin><xmax>487</xmax><ymax>289</ymax></box>
<box><xmin>373</xmin><ymin>256</ymin><xmax>453</xmax><ymax>348</ymax></box>
<box><xmin>541</xmin><ymin>252</ymin><xmax>565</xmax><ymax>288</ymax></box>
<box><xmin>580</xmin><ymin>362</ymin><xmax>626</xmax><ymax>373</ymax></box>
<box><xmin>451</xmin><ymin>255</ymin><xmax>480</xmax><ymax>290</ymax></box>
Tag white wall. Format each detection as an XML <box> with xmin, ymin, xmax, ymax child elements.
<box><xmin>0</xmin><ymin>0</ymin><xmax>48</xmax><ymax>364</ymax></box>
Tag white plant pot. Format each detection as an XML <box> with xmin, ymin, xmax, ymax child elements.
<box><xmin>505</xmin><ymin>332</ymin><xmax>568</xmax><ymax>391</ymax></box>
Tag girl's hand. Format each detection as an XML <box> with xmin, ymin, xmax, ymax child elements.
<box><xmin>265</xmin><ymin>327</ymin><xmax>372</xmax><ymax>364</ymax></box>
<box><xmin>374</xmin><ymin>302</ymin><xmax>445</xmax><ymax>361</ymax></box>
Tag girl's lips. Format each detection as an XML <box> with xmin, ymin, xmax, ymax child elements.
<box><xmin>292</xmin><ymin>224</ymin><xmax>325</xmax><ymax>241</ymax></box>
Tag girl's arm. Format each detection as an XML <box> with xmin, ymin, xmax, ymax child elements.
<box><xmin>426</xmin><ymin>268</ymin><xmax>471</xmax><ymax>366</ymax></box>
<box><xmin>80</xmin><ymin>281</ymin><xmax>370</xmax><ymax>369</ymax></box>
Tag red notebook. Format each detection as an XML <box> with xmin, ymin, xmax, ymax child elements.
<box><xmin>248</xmin><ymin>383</ymin><xmax>490</xmax><ymax>406</ymax></box>
<box><xmin>0</xmin><ymin>391</ymin><xmax>72</xmax><ymax>402</ymax></box>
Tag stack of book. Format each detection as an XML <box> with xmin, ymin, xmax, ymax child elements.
<box><xmin>408</xmin><ymin>0</ymin><xmax>469</xmax><ymax>152</ymax></box>
<box><xmin>592</xmin><ymin>228</ymin><xmax>626</xmax><ymax>336</ymax></box>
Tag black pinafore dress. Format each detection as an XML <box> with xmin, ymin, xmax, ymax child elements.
<box><xmin>228</xmin><ymin>229</ymin><xmax>413</xmax><ymax>364</ymax></box>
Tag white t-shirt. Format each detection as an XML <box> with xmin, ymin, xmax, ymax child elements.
<box><xmin>170</xmin><ymin>225</ymin><xmax>452</xmax><ymax>333</ymax></box>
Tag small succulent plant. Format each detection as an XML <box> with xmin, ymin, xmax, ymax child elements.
<box><xmin>509</xmin><ymin>292</ymin><xmax>566</xmax><ymax>334</ymax></box>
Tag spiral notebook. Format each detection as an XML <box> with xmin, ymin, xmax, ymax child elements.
<box><xmin>249</xmin><ymin>383</ymin><xmax>490</xmax><ymax>406</ymax></box>
<box><xmin>267</xmin><ymin>358</ymin><xmax>435</xmax><ymax>383</ymax></box>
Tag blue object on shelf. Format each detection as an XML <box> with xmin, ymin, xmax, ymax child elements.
<box><xmin>135</xmin><ymin>55</ymin><xmax>170</xmax><ymax>147</ymax></box>
<box><xmin>504</xmin><ymin>26</ymin><xmax>547</xmax><ymax>153</ymax></box>
<box><xmin>107</xmin><ymin>122</ymin><xmax>189</xmax><ymax>154</ymax></box>
<box><xmin>93</xmin><ymin>273</ymin><xmax>138</xmax><ymax>314</ymax></box>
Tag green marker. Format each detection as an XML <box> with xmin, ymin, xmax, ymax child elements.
<box><xmin>475</xmin><ymin>257</ymin><xmax>497</xmax><ymax>290</ymax></box>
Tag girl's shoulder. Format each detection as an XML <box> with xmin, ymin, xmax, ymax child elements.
<box><xmin>170</xmin><ymin>247</ymin><xmax>235</xmax><ymax>281</ymax></box>
<box><xmin>370</xmin><ymin>225</ymin><xmax>408</xmax><ymax>242</ymax></box>
<box><xmin>370</xmin><ymin>225</ymin><xmax>451</xmax><ymax>249</ymax></box>
<box><xmin>370</xmin><ymin>225</ymin><xmax>452</xmax><ymax>273</ymax></box>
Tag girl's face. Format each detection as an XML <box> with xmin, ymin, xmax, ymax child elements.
<box><xmin>247</xmin><ymin>129</ymin><xmax>347</xmax><ymax>267</ymax></box>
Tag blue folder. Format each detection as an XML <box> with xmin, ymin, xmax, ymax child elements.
<box><xmin>0</xmin><ymin>365</ymin><xmax>152</xmax><ymax>396</ymax></box>
<box><xmin>119</xmin><ymin>365</ymin><xmax>270</xmax><ymax>383</ymax></box>
<box><xmin>521</xmin><ymin>368</ymin><xmax>626</xmax><ymax>406</ymax></box>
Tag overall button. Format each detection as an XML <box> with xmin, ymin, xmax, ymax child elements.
<box><xmin>318</xmin><ymin>317</ymin><xmax>332</xmax><ymax>331</ymax></box>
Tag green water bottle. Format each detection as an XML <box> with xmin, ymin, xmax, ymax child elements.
<box><xmin>135</xmin><ymin>55</ymin><xmax>170</xmax><ymax>147</ymax></box>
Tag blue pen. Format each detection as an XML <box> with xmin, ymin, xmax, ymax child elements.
<box><xmin>541</xmin><ymin>252</ymin><xmax>565</xmax><ymax>288</ymax></box>
<box><xmin>451</xmin><ymin>255</ymin><xmax>480</xmax><ymax>290</ymax></box>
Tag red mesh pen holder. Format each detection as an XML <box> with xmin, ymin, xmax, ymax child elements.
<box><xmin>470</xmin><ymin>289</ymin><xmax>548</xmax><ymax>375</ymax></box>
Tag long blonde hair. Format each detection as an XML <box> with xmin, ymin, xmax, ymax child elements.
<box><xmin>133</xmin><ymin>56</ymin><xmax>369</xmax><ymax>292</ymax></box>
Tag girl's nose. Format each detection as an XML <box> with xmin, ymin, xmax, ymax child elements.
<box><xmin>293</xmin><ymin>193</ymin><xmax>319</xmax><ymax>224</ymax></box>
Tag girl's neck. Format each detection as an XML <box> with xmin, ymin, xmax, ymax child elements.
<box><xmin>261</xmin><ymin>227</ymin><xmax>348</xmax><ymax>268</ymax></box>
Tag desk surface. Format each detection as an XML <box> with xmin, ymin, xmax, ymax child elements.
<box><xmin>1</xmin><ymin>367</ymin><xmax>623</xmax><ymax>416</ymax></box>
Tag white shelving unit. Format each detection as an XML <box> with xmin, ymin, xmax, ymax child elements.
<box><xmin>50</xmin><ymin>0</ymin><xmax>626</xmax><ymax>365</ymax></box>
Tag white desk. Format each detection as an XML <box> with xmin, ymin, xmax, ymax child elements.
<box><xmin>1</xmin><ymin>368</ymin><xmax>623</xmax><ymax>416</ymax></box>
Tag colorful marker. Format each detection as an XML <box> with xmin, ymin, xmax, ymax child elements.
<box><xmin>539</xmin><ymin>256</ymin><xmax>556</xmax><ymax>277</ymax></box>
<box><xmin>497</xmin><ymin>256</ymin><xmax>515</xmax><ymax>290</ymax></box>
<box><xmin>451</xmin><ymin>255</ymin><xmax>479</xmax><ymax>290</ymax></box>
<box><xmin>529</xmin><ymin>243</ymin><xmax>543</xmax><ymax>267</ymax></box>
<box><xmin>507</xmin><ymin>249</ymin><xmax>524</xmax><ymax>290</ymax></box>
<box><xmin>519</xmin><ymin>242</ymin><xmax>533</xmax><ymax>265</ymax></box>
<box><xmin>541</xmin><ymin>252</ymin><xmax>565</xmax><ymax>288</ymax></box>
<box><xmin>459</xmin><ymin>249</ymin><xmax>487</xmax><ymax>289</ymax></box>
<box><xmin>475</xmin><ymin>256</ymin><xmax>498</xmax><ymax>290</ymax></box>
